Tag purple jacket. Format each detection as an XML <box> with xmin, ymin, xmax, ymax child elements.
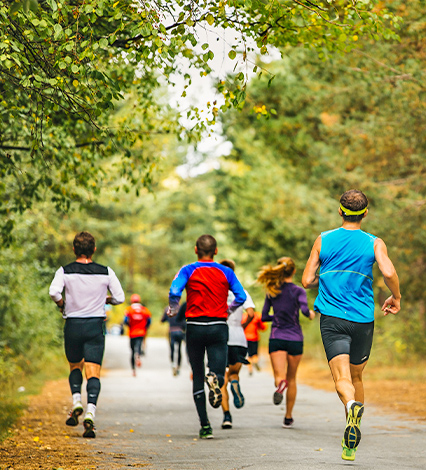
<box><xmin>261</xmin><ymin>283</ymin><xmax>310</xmax><ymax>342</ymax></box>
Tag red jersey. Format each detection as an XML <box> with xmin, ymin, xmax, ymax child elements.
<box><xmin>243</xmin><ymin>311</ymin><xmax>266</xmax><ymax>342</ymax></box>
<box><xmin>125</xmin><ymin>303</ymin><xmax>152</xmax><ymax>338</ymax></box>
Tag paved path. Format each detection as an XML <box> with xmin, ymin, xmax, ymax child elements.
<box><xmin>76</xmin><ymin>336</ymin><xmax>425</xmax><ymax>469</ymax></box>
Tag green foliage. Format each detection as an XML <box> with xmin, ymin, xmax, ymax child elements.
<box><xmin>0</xmin><ymin>0</ymin><xmax>400</xmax><ymax>241</ymax></box>
<box><xmin>213</xmin><ymin>0</ymin><xmax>426</xmax><ymax>359</ymax></box>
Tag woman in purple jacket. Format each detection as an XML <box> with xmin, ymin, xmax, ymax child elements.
<box><xmin>257</xmin><ymin>257</ymin><xmax>315</xmax><ymax>428</ymax></box>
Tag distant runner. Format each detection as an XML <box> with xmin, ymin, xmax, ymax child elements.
<box><xmin>302</xmin><ymin>189</ymin><xmax>401</xmax><ymax>461</ymax></box>
<box><xmin>49</xmin><ymin>231</ymin><xmax>125</xmax><ymax>438</ymax></box>
<box><xmin>243</xmin><ymin>310</ymin><xmax>266</xmax><ymax>375</ymax></box>
<box><xmin>124</xmin><ymin>294</ymin><xmax>152</xmax><ymax>376</ymax></box>
<box><xmin>161</xmin><ymin>302</ymin><xmax>186</xmax><ymax>376</ymax></box>
<box><xmin>257</xmin><ymin>257</ymin><xmax>315</xmax><ymax>429</ymax></box>
<box><xmin>219</xmin><ymin>259</ymin><xmax>255</xmax><ymax>430</ymax></box>
<box><xmin>167</xmin><ymin>235</ymin><xmax>247</xmax><ymax>439</ymax></box>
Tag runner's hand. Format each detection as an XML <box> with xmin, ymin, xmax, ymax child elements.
<box><xmin>381</xmin><ymin>295</ymin><xmax>400</xmax><ymax>315</ymax></box>
<box><xmin>309</xmin><ymin>309</ymin><xmax>316</xmax><ymax>320</ymax></box>
<box><xmin>167</xmin><ymin>306</ymin><xmax>178</xmax><ymax>317</ymax></box>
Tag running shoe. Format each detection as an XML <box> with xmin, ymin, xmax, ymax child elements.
<box><xmin>199</xmin><ymin>424</ymin><xmax>214</xmax><ymax>439</ymax></box>
<box><xmin>222</xmin><ymin>412</ymin><xmax>233</xmax><ymax>429</ymax></box>
<box><xmin>273</xmin><ymin>379</ymin><xmax>288</xmax><ymax>405</ymax></box>
<box><xmin>282</xmin><ymin>417</ymin><xmax>294</xmax><ymax>428</ymax></box>
<box><xmin>65</xmin><ymin>402</ymin><xmax>84</xmax><ymax>426</ymax></box>
<box><xmin>82</xmin><ymin>412</ymin><xmax>96</xmax><ymax>438</ymax></box>
<box><xmin>341</xmin><ymin>438</ymin><xmax>357</xmax><ymax>461</ymax></box>
<box><xmin>230</xmin><ymin>380</ymin><xmax>244</xmax><ymax>409</ymax></box>
<box><xmin>136</xmin><ymin>355</ymin><xmax>142</xmax><ymax>368</ymax></box>
<box><xmin>344</xmin><ymin>401</ymin><xmax>364</xmax><ymax>449</ymax></box>
<box><xmin>205</xmin><ymin>372</ymin><xmax>222</xmax><ymax>408</ymax></box>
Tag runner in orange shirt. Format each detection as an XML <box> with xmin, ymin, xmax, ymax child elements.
<box><xmin>124</xmin><ymin>294</ymin><xmax>152</xmax><ymax>376</ymax></box>
<box><xmin>243</xmin><ymin>311</ymin><xmax>267</xmax><ymax>375</ymax></box>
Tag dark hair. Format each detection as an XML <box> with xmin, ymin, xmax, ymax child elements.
<box><xmin>196</xmin><ymin>234</ymin><xmax>217</xmax><ymax>258</ymax></box>
<box><xmin>219</xmin><ymin>259</ymin><xmax>235</xmax><ymax>271</ymax></box>
<box><xmin>73</xmin><ymin>231</ymin><xmax>96</xmax><ymax>257</ymax></box>
<box><xmin>340</xmin><ymin>189</ymin><xmax>368</xmax><ymax>222</ymax></box>
<box><xmin>257</xmin><ymin>257</ymin><xmax>296</xmax><ymax>297</ymax></box>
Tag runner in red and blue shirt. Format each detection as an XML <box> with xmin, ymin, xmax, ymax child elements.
<box><xmin>168</xmin><ymin>234</ymin><xmax>246</xmax><ymax>439</ymax></box>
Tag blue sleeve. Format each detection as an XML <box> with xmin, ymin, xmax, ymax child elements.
<box><xmin>261</xmin><ymin>296</ymin><xmax>273</xmax><ymax>322</ymax></box>
<box><xmin>169</xmin><ymin>266</ymin><xmax>191</xmax><ymax>313</ymax></box>
<box><xmin>123</xmin><ymin>316</ymin><xmax>129</xmax><ymax>325</ymax></box>
<box><xmin>227</xmin><ymin>270</ymin><xmax>247</xmax><ymax>313</ymax></box>
<box><xmin>146</xmin><ymin>317</ymin><xmax>151</xmax><ymax>329</ymax></box>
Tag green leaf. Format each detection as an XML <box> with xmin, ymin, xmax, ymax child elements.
<box><xmin>228</xmin><ymin>50</ymin><xmax>237</xmax><ymax>60</ymax></box>
<box><xmin>206</xmin><ymin>14</ymin><xmax>214</xmax><ymax>26</ymax></box>
<box><xmin>53</xmin><ymin>23</ymin><xmax>62</xmax><ymax>40</ymax></box>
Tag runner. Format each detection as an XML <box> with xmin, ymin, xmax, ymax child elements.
<box><xmin>302</xmin><ymin>189</ymin><xmax>401</xmax><ymax>461</ymax></box>
<box><xmin>257</xmin><ymin>257</ymin><xmax>315</xmax><ymax>428</ymax></box>
<box><xmin>243</xmin><ymin>310</ymin><xmax>266</xmax><ymax>375</ymax></box>
<box><xmin>49</xmin><ymin>231</ymin><xmax>125</xmax><ymax>438</ymax></box>
<box><xmin>161</xmin><ymin>302</ymin><xmax>186</xmax><ymax>376</ymax></box>
<box><xmin>124</xmin><ymin>294</ymin><xmax>152</xmax><ymax>376</ymax></box>
<box><xmin>219</xmin><ymin>259</ymin><xmax>255</xmax><ymax>430</ymax></box>
<box><xmin>167</xmin><ymin>234</ymin><xmax>247</xmax><ymax>439</ymax></box>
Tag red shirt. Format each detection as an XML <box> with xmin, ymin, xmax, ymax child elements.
<box><xmin>125</xmin><ymin>303</ymin><xmax>151</xmax><ymax>338</ymax></box>
<box><xmin>243</xmin><ymin>311</ymin><xmax>266</xmax><ymax>342</ymax></box>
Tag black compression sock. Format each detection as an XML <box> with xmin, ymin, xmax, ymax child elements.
<box><xmin>69</xmin><ymin>369</ymin><xmax>83</xmax><ymax>395</ymax></box>
<box><xmin>193</xmin><ymin>390</ymin><xmax>209</xmax><ymax>427</ymax></box>
<box><xmin>87</xmin><ymin>377</ymin><xmax>101</xmax><ymax>405</ymax></box>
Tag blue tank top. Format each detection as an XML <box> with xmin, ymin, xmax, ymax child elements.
<box><xmin>314</xmin><ymin>227</ymin><xmax>377</xmax><ymax>323</ymax></box>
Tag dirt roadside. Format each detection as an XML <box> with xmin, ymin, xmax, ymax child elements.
<box><xmin>1</xmin><ymin>359</ymin><xmax>425</xmax><ymax>470</ymax></box>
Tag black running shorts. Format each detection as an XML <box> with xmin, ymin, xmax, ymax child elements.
<box><xmin>269</xmin><ymin>338</ymin><xmax>303</xmax><ymax>356</ymax></box>
<box><xmin>64</xmin><ymin>317</ymin><xmax>106</xmax><ymax>365</ymax></box>
<box><xmin>320</xmin><ymin>314</ymin><xmax>374</xmax><ymax>365</ymax></box>
<box><xmin>247</xmin><ymin>340</ymin><xmax>258</xmax><ymax>357</ymax></box>
<box><xmin>227</xmin><ymin>345</ymin><xmax>249</xmax><ymax>366</ymax></box>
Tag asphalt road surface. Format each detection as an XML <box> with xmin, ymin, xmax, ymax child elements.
<box><xmin>76</xmin><ymin>336</ymin><xmax>425</xmax><ymax>469</ymax></box>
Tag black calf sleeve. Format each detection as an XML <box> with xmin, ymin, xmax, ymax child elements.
<box><xmin>87</xmin><ymin>377</ymin><xmax>101</xmax><ymax>405</ymax></box>
<box><xmin>69</xmin><ymin>369</ymin><xmax>83</xmax><ymax>395</ymax></box>
<box><xmin>193</xmin><ymin>390</ymin><xmax>209</xmax><ymax>427</ymax></box>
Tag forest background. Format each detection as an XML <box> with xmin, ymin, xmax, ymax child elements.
<box><xmin>1</xmin><ymin>0</ymin><xmax>426</xmax><ymax>437</ymax></box>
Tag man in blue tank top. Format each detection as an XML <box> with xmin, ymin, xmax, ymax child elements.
<box><xmin>302</xmin><ymin>189</ymin><xmax>401</xmax><ymax>461</ymax></box>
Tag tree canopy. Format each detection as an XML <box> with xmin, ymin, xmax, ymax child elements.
<box><xmin>0</xmin><ymin>0</ymin><xmax>400</xmax><ymax>241</ymax></box>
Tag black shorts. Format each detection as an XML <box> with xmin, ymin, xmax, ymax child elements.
<box><xmin>64</xmin><ymin>317</ymin><xmax>106</xmax><ymax>365</ymax></box>
<box><xmin>269</xmin><ymin>338</ymin><xmax>303</xmax><ymax>356</ymax></box>
<box><xmin>227</xmin><ymin>345</ymin><xmax>249</xmax><ymax>366</ymax></box>
<box><xmin>247</xmin><ymin>340</ymin><xmax>258</xmax><ymax>357</ymax></box>
<box><xmin>320</xmin><ymin>314</ymin><xmax>374</xmax><ymax>365</ymax></box>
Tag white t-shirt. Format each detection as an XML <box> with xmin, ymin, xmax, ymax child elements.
<box><xmin>49</xmin><ymin>261</ymin><xmax>125</xmax><ymax>318</ymax></box>
<box><xmin>227</xmin><ymin>289</ymin><xmax>255</xmax><ymax>347</ymax></box>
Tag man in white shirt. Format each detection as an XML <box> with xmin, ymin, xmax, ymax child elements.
<box><xmin>219</xmin><ymin>259</ymin><xmax>255</xmax><ymax>429</ymax></box>
<box><xmin>49</xmin><ymin>231</ymin><xmax>124</xmax><ymax>438</ymax></box>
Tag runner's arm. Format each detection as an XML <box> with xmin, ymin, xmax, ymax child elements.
<box><xmin>374</xmin><ymin>238</ymin><xmax>401</xmax><ymax>315</ymax></box>
<box><xmin>241</xmin><ymin>308</ymin><xmax>254</xmax><ymax>329</ymax></box>
<box><xmin>49</xmin><ymin>267</ymin><xmax>65</xmax><ymax>308</ymax></box>
<box><xmin>297</xmin><ymin>288</ymin><xmax>315</xmax><ymax>320</ymax></box>
<box><xmin>169</xmin><ymin>267</ymin><xmax>190</xmax><ymax>316</ymax></box>
<box><xmin>107</xmin><ymin>267</ymin><xmax>125</xmax><ymax>305</ymax></box>
<box><xmin>227</xmin><ymin>272</ymin><xmax>247</xmax><ymax>314</ymax></box>
<box><xmin>302</xmin><ymin>236</ymin><xmax>322</xmax><ymax>289</ymax></box>
<box><xmin>261</xmin><ymin>296</ymin><xmax>273</xmax><ymax>322</ymax></box>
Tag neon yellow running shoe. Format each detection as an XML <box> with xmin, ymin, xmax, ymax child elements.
<box><xmin>344</xmin><ymin>401</ymin><xmax>364</xmax><ymax>449</ymax></box>
<box><xmin>341</xmin><ymin>438</ymin><xmax>357</xmax><ymax>461</ymax></box>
